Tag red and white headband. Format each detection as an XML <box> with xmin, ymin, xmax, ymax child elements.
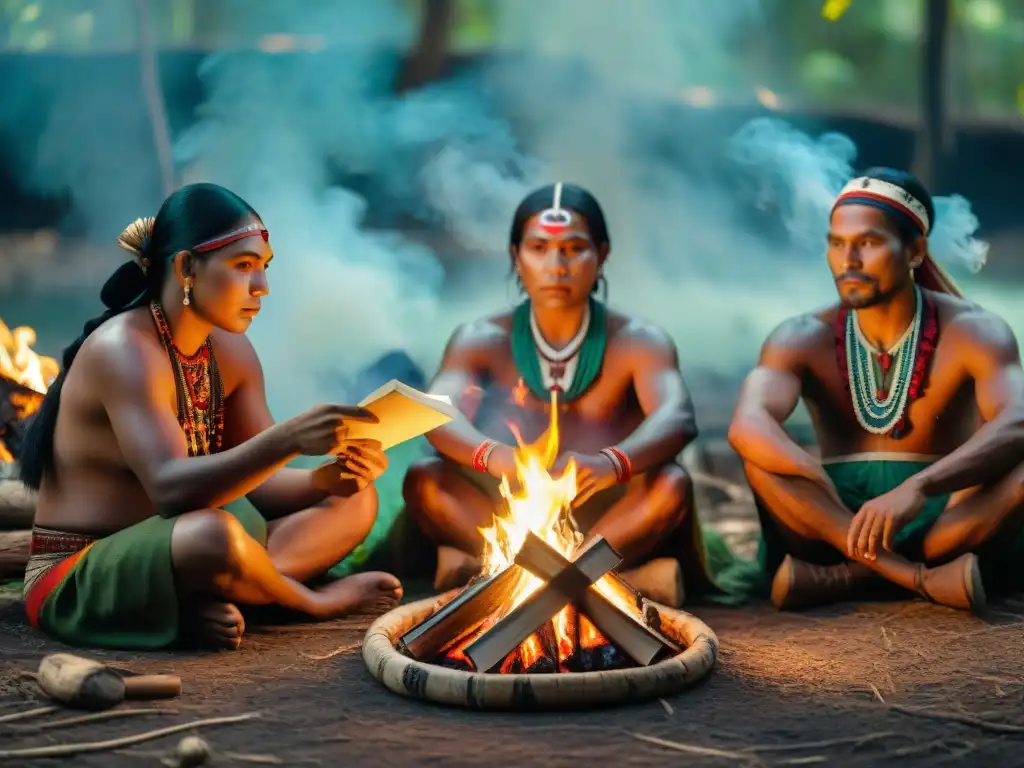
<box><xmin>833</xmin><ymin>176</ymin><xmax>931</xmax><ymax>236</ymax></box>
<box><xmin>193</xmin><ymin>223</ymin><xmax>270</xmax><ymax>253</ymax></box>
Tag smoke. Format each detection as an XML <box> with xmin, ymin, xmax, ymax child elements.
<box><xmin>3</xmin><ymin>0</ymin><xmax>1006</xmax><ymax>423</ymax></box>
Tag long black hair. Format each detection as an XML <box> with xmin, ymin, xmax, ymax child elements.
<box><xmin>19</xmin><ymin>183</ymin><xmax>259</xmax><ymax>489</ymax></box>
<box><xmin>508</xmin><ymin>183</ymin><xmax>610</xmax><ymax>296</ymax></box>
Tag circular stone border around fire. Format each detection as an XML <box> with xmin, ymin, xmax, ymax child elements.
<box><xmin>362</xmin><ymin>593</ymin><xmax>719</xmax><ymax>710</ymax></box>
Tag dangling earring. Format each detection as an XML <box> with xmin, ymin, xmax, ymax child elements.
<box><xmin>183</xmin><ymin>279</ymin><xmax>192</xmax><ymax>306</ymax></box>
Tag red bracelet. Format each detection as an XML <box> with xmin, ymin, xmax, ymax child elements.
<box><xmin>599</xmin><ymin>447</ymin><xmax>633</xmax><ymax>483</ymax></box>
<box><xmin>472</xmin><ymin>439</ymin><xmax>498</xmax><ymax>473</ymax></box>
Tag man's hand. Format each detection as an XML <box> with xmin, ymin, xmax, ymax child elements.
<box><xmin>847</xmin><ymin>479</ymin><xmax>927</xmax><ymax>560</ymax></box>
<box><xmin>312</xmin><ymin>439</ymin><xmax>388</xmax><ymax>495</ymax></box>
<box><xmin>550</xmin><ymin>451</ymin><xmax>621</xmax><ymax>508</ymax></box>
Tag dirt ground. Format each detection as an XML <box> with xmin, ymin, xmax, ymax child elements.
<box><xmin>4</xmin><ymin>579</ymin><xmax>1024</xmax><ymax>766</ymax></box>
<box><xmin>3</xmin><ymin>444</ymin><xmax>1024</xmax><ymax>766</ymax></box>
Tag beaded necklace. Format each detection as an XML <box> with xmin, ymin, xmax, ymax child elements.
<box><xmin>149</xmin><ymin>302</ymin><xmax>225</xmax><ymax>456</ymax></box>
<box><xmin>835</xmin><ymin>286</ymin><xmax>940</xmax><ymax>440</ymax></box>
<box><xmin>511</xmin><ymin>298</ymin><xmax>607</xmax><ymax>402</ymax></box>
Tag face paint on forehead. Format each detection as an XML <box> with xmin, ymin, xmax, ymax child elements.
<box><xmin>537</xmin><ymin>181</ymin><xmax>573</xmax><ymax>235</ymax></box>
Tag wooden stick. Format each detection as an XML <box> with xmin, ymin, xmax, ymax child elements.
<box><xmin>0</xmin><ymin>529</ymin><xmax>30</xmax><ymax>578</ymax></box>
<box><xmin>516</xmin><ymin>533</ymin><xmax>679</xmax><ymax>665</ymax></box>
<box><xmin>744</xmin><ymin>732</ymin><xmax>895</xmax><ymax>753</ymax></box>
<box><xmin>0</xmin><ymin>706</ymin><xmax>57</xmax><ymax>725</ymax></box>
<box><xmin>5</xmin><ymin>708</ymin><xmax>177</xmax><ymax>734</ymax></box>
<box><xmin>464</xmin><ymin>536</ymin><xmax>621</xmax><ymax>672</ymax></box>
<box><xmin>398</xmin><ymin>566</ymin><xmax>522</xmax><ymax>660</ymax></box>
<box><xmin>0</xmin><ymin>712</ymin><xmax>260</xmax><ymax>760</ymax></box>
<box><xmin>886</xmin><ymin>704</ymin><xmax>1024</xmax><ymax>735</ymax></box>
<box><xmin>630</xmin><ymin>732</ymin><xmax>754</xmax><ymax>762</ymax></box>
<box><xmin>300</xmin><ymin>643</ymin><xmax>361</xmax><ymax>661</ymax></box>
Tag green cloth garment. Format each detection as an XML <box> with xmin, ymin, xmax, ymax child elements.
<box><xmin>35</xmin><ymin>505</ymin><xmax>268</xmax><ymax>650</ymax></box>
<box><xmin>37</xmin><ymin>515</ymin><xmax>179</xmax><ymax>650</ymax></box>
<box><xmin>756</xmin><ymin>459</ymin><xmax>1024</xmax><ymax>594</ymax></box>
<box><xmin>511</xmin><ymin>297</ymin><xmax>607</xmax><ymax>401</ymax></box>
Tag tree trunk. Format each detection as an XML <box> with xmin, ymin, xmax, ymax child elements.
<box><xmin>135</xmin><ymin>0</ymin><xmax>175</xmax><ymax>197</ymax></box>
<box><xmin>396</xmin><ymin>0</ymin><xmax>456</xmax><ymax>93</ymax></box>
<box><xmin>912</xmin><ymin>0</ymin><xmax>953</xmax><ymax>190</ymax></box>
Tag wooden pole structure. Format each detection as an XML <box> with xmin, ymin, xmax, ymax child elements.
<box><xmin>912</xmin><ymin>0</ymin><xmax>954</xmax><ymax>190</ymax></box>
<box><xmin>134</xmin><ymin>0</ymin><xmax>176</xmax><ymax>197</ymax></box>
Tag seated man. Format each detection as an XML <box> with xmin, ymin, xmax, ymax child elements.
<box><xmin>729</xmin><ymin>168</ymin><xmax>1024</xmax><ymax>612</ymax></box>
<box><xmin>404</xmin><ymin>182</ymin><xmax>726</xmax><ymax>605</ymax></box>
<box><xmin>19</xmin><ymin>182</ymin><xmax>402</xmax><ymax>651</ymax></box>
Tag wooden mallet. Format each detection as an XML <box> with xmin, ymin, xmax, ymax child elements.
<box><xmin>36</xmin><ymin>653</ymin><xmax>182</xmax><ymax>710</ymax></box>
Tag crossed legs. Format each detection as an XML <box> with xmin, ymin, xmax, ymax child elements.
<box><xmin>746</xmin><ymin>460</ymin><xmax>1024</xmax><ymax>611</ymax></box>
<box><xmin>170</xmin><ymin>486</ymin><xmax>402</xmax><ymax>649</ymax></box>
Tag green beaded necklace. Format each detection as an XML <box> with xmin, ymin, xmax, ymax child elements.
<box><xmin>511</xmin><ymin>298</ymin><xmax>607</xmax><ymax>402</ymax></box>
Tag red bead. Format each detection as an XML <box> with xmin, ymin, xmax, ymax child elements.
<box><xmin>877</xmin><ymin>353</ymin><xmax>892</xmax><ymax>372</ymax></box>
<box><xmin>876</xmin><ymin>388</ymin><xmax>887</xmax><ymax>400</ymax></box>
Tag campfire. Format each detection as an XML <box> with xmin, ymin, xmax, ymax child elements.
<box><xmin>0</xmin><ymin>318</ymin><xmax>57</xmax><ymax>463</ymax></box>
<box><xmin>398</xmin><ymin>394</ymin><xmax>680</xmax><ymax>675</ymax></box>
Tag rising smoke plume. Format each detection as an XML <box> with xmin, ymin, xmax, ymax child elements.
<box><xmin>2</xmin><ymin>0</ymin><xmax>1003</xmax><ymax>423</ymax></box>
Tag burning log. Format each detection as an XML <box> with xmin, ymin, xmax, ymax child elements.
<box><xmin>514</xmin><ymin>533</ymin><xmax>681</xmax><ymax>667</ymax></box>
<box><xmin>398</xmin><ymin>566</ymin><xmax>523</xmax><ymax>660</ymax></box>
<box><xmin>463</xmin><ymin>535</ymin><xmax>622</xmax><ymax>673</ymax></box>
<box><xmin>0</xmin><ymin>530</ymin><xmax>30</xmax><ymax>579</ymax></box>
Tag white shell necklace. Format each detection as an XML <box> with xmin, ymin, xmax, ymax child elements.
<box><xmin>530</xmin><ymin>304</ymin><xmax>591</xmax><ymax>392</ymax></box>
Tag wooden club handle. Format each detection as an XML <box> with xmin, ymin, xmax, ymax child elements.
<box><xmin>122</xmin><ymin>674</ymin><xmax>182</xmax><ymax>699</ymax></box>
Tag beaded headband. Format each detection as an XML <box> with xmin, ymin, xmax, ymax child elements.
<box><xmin>833</xmin><ymin>176</ymin><xmax>931</xmax><ymax>236</ymax></box>
<box><xmin>192</xmin><ymin>223</ymin><xmax>270</xmax><ymax>253</ymax></box>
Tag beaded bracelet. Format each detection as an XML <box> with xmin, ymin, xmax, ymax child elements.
<box><xmin>599</xmin><ymin>447</ymin><xmax>633</xmax><ymax>484</ymax></box>
<box><xmin>472</xmin><ymin>439</ymin><xmax>498</xmax><ymax>473</ymax></box>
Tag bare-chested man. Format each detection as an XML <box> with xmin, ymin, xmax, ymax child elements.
<box><xmin>19</xmin><ymin>182</ymin><xmax>402</xmax><ymax>650</ymax></box>
<box><xmin>403</xmin><ymin>182</ymin><xmax>725</xmax><ymax>605</ymax></box>
<box><xmin>729</xmin><ymin>167</ymin><xmax>1024</xmax><ymax>612</ymax></box>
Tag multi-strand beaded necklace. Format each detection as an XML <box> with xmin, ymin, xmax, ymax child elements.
<box><xmin>834</xmin><ymin>285</ymin><xmax>939</xmax><ymax>440</ymax></box>
<box><xmin>150</xmin><ymin>302</ymin><xmax>225</xmax><ymax>456</ymax></box>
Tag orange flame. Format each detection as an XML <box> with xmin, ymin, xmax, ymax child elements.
<box><xmin>474</xmin><ymin>390</ymin><xmax>635</xmax><ymax>663</ymax></box>
<box><xmin>511</xmin><ymin>377</ymin><xmax>528</xmax><ymax>407</ymax></box>
<box><xmin>0</xmin><ymin>318</ymin><xmax>58</xmax><ymax>396</ymax></box>
<box><xmin>0</xmin><ymin>318</ymin><xmax>56</xmax><ymax>463</ymax></box>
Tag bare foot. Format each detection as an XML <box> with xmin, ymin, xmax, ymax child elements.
<box><xmin>310</xmin><ymin>572</ymin><xmax>403</xmax><ymax>619</ymax></box>
<box><xmin>182</xmin><ymin>600</ymin><xmax>245</xmax><ymax>651</ymax></box>
<box><xmin>434</xmin><ymin>546</ymin><xmax>481</xmax><ymax>592</ymax></box>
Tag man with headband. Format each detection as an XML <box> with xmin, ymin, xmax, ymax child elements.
<box><xmin>729</xmin><ymin>167</ymin><xmax>1024</xmax><ymax>612</ymax></box>
<box><xmin>19</xmin><ymin>183</ymin><xmax>402</xmax><ymax>650</ymax></box>
<box><xmin>402</xmin><ymin>182</ymin><xmax>744</xmax><ymax>605</ymax></box>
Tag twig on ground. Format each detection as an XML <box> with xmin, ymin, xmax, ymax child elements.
<box><xmin>870</xmin><ymin>684</ymin><xmax>886</xmax><ymax>704</ymax></box>
<box><xmin>777</xmin><ymin>758</ymin><xmax>826</xmax><ymax>766</ymax></box>
<box><xmin>630</xmin><ymin>732</ymin><xmax>755</xmax><ymax>762</ymax></box>
<box><xmin>885</xmin><ymin>704</ymin><xmax>1024</xmax><ymax>735</ymax></box>
<box><xmin>6</xmin><ymin>708</ymin><xmax>177</xmax><ymax>733</ymax></box>
<box><xmin>120</xmin><ymin>748</ymin><xmax>287</xmax><ymax>765</ymax></box>
<box><xmin>658</xmin><ymin>698</ymin><xmax>674</xmax><ymax>716</ymax></box>
<box><xmin>0</xmin><ymin>711</ymin><xmax>260</xmax><ymax>760</ymax></box>
<box><xmin>300</xmin><ymin>643</ymin><xmax>361</xmax><ymax>661</ymax></box>
<box><xmin>880</xmin><ymin>626</ymin><xmax>893</xmax><ymax>652</ymax></box>
<box><xmin>744</xmin><ymin>731</ymin><xmax>895</xmax><ymax>753</ymax></box>
<box><xmin>0</xmin><ymin>707</ymin><xmax>57</xmax><ymax>725</ymax></box>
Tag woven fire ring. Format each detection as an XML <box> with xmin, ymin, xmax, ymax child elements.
<box><xmin>362</xmin><ymin>592</ymin><xmax>719</xmax><ymax>710</ymax></box>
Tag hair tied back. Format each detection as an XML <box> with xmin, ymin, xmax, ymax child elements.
<box><xmin>116</xmin><ymin>216</ymin><xmax>156</xmax><ymax>273</ymax></box>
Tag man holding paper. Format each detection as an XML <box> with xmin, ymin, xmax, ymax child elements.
<box><xmin>403</xmin><ymin>183</ymin><xmax>750</xmax><ymax>605</ymax></box>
